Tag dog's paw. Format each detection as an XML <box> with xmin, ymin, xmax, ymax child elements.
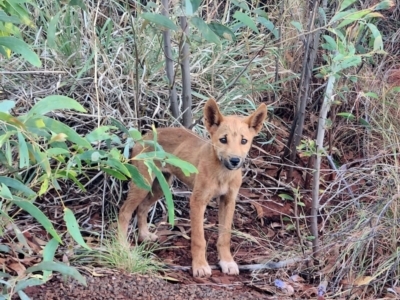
<box><xmin>192</xmin><ymin>263</ymin><xmax>212</xmax><ymax>277</ymax></box>
<box><xmin>219</xmin><ymin>260</ymin><xmax>239</xmax><ymax>275</ymax></box>
<box><xmin>138</xmin><ymin>231</ymin><xmax>158</xmax><ymax>242</ymax></box>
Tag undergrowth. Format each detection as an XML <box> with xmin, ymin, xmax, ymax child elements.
<box><xmin>1</xmin><ymin>0</ymin><xmax>400</xmax><ymax>299</ymax></box>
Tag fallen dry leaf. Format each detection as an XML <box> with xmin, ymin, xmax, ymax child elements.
<box><xmin>8</xmin><ymin>262</ymin><xmax>26</xmax><ymax>276</ymax></box>
<box><xmin>251</xmin><ymin>201</ymin><xmax>265</xmax><ymax>219</ymax></box>
<box><xmin>354</xmin><ymin>276</ymin><xmax>374</xmax><ymax>286</ymax></box>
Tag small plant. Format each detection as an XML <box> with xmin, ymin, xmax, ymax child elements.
<box><xmin>0</xmin><ymin>96</ymin><xmax>197</xmax><ymax>299</ymax></box>
<box><xmin>0</xmin><ymin>0</ymin><xmax>40</xmax><ymax>66</ymax></box>
<box><xmin>83</xmin><ymin>234</ymin><xmax>162</xmax><ymax>275</ymax></box>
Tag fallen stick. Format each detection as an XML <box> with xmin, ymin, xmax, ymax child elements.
<box><xmin>166</xmin><ymin>256</ymin><xmax>308</xmax><ymax>272</ymax></box>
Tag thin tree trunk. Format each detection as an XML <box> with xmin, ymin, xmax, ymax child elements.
<box><xmin>311</xmin><ymin>72</ymin><xmax>336</xmax><ymax>259</ymax></box>
<box><xmin>179</xmin><ymin>16</ymin><xmax>192</xmax><ymax>128</ymax></box>
<box><xmin>285</xmin><ymin>0</ymin><xmax>320</xmax><ymax>182</ymax></box>
<box><xmin>162</xmin><ymin>0</ymin><xmax>179</xmax><ymax>120</ymax></box>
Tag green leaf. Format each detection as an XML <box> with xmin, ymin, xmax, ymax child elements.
<box><xmin>141</xmin><ymin>13</ymin><xmax>178</xmax><ymax>31</ymax></box>
<box><xmin>337</xmin><ymin>112</ymin><xmax>356</xmax><ymax>120</ymax></box>
<box><xmin>46</xmin><ymin>148</ymin><xmax>70</xmax><ymax>157</ymax></box>
<box><xmin>364</xmin><ymin>92</ymin><xmax>378</xmax><ymax>99</ymax></box>
<box><xmin>55</xmin><ymin>170</ymin><xmax>86</xmax><ymax>192</ymax></box>
<box><xmin>10</xmin><ymin>196</ymin><xmax>62</xmax><ymax>243</ymax></box>
<box><xmin>208</xmin><ymin>22</ymin><xmax>236</xmax><ymax>42</ymax></box>
<box><xmin>106</xmin><ymin>158</ymin><xmax>130</xmax><ymax>177</ymax></box>
<box><xmin>17</xmin><ymin>132</ymin><xmax>29</xmax><ymax>168</ymax></box>
<box><xmin>0</xmin><ymin>36</ymin><xmax>41</xmax><ymax>66</ymax></box>
<box><xmin>322</xmin><ymin>35</ymin><xmax>337</xmax><ymax>51</ymax></box>
<box><xmin>374</xmin><ymin>0</ymin><xmax>394</xmax><ymax>10</ymax></box>
<box><xmin>0</xmin><ymin>100</ymin><xmax>15</xmax><ymax>112</ymax></box>
<box><xmin>28</xmin><ymin>95</ymin><xmax>86</xmax><ymax>117</ymax></box>
<box><xmin>129</xmin><ymin>128</ymin><xmax>142</xmax><ymax>140</ymax></box>
<box><xmin>290</xmin><ymin>21</ymin><xmax>303</xmax><ymax>32</ymax></box>
<box><xmin>101</xmin><ymin>167</ymin><xmax>127</xmax><ymax>180</ymax></box>
<box><xmin>4</xmin><ymin>1</ymin><xmax>33</xmax><ymax>26</ymax></box>
<box><xmin>63</xmin><ymin>207</ymin><xmax>91</xmax><ymax>250</ymax></box>
<box><xmin>278</xmin><ymin>193</ymin><xmax>294</xmax><ymax>200</ymax></box>
<box><xmin>0</xmin><ymin>112</ymin><xmax>25</xmax><ymax>129</ymax></box>
<box><xmin>135</xmin><ymin>151</ymin><xmax>167</xmax><ymax>160</ymax></box>
<box><xmin>359</xmin><ymin>118</ymin><xmax>371</xmax><ymax>128</ymax></box>
<box><xmin>318</xmin><ymin>7</ymin><xmax>327</xmax><ymax>25</ymax></box>
<box><xmin>231</xmin><ymin>0</ymin><xmax>250</xmax><ymax>10</ymax></box>
<box><xmin>0</xmin><ymin>245</ymin><xmax>10</xmax><ymax>253</ymax></box>
<box><xmin>185</xmin><ymin>0</ymin><xmax>202</xmax><ymax>15</ymax></box>
<box><xmin>15</xmin><ymin>278</ymin><xmax>44</xmax><ymax>293</ymax></box>
<box><xmin>17</xmin><ymin>290</ymin><xmax>30</xmax><ymax>300</ymax></box>
<box><xmin>42</xmin><ymin>238</ymin><xmax>60</xmax><ymax>281</ymax></box>
<box><xmin>42</xmin><ymin>117</ymin><xmax>92</xmax><ymax>149</ymax></box>
<box><xmin>366</xmin><ymin>23</ymin><xmax>383</xmax><ymax>51</ymax></box>
<box><xmin>38</xmin><ymin>177</ymin><xmax>49</xmax><ymax>196</ymax></box>
<box><xmin>337</xmin><ymin>9</ymin><xmax>370</xmax><ymax>29</ymax></box>
<box><xmin>145</xmin><ymin>161</ymin><xmax>174</xmax><ymax>226</ymax></box>
<box><xmin>109</xmin><ymin>117</ymin><xmax>130</xmax><ymax>135</ymax></box>
<box><xmin>124</xmin><ymin>163</ymin><xmax>151</xmax><ymax>191</ymax></box>
<box><xmin>0</xmin><ymin>176</ymin><xmax>36</xmax><ymax>199</ymax></box>
<box><xmin>47</xmin><ymin>11</ymin><xmax>62</xmax><ymax>49</ymax></box>
<box><xmin>233</xmin><ymin>11</ymin><xmax>259</xmax><ymax>33</ymax></box>
<box><xmin>165</xmin><ymin>157</ymin><xmax>198</xmax><ymax>176</ymax></box>
<box><xmin>26</xmin><ymin>261</ymin><xmax>86</xmax><ymax>286</ymax></box>
<box><xmin>257</xmin><ymin>17</ymin><xmax>278</xmax><ymax>39</ymax></box>
<box><xmin>69</xmin><ymin>0</ymin><xmax>86</xmax><ymax>10</ymax></box>
<box><xmin>337</xmin><ymin>55</ymin><xmax>362</xmax><ymax>71</ymax></box>
<box><xmin>330</xmin><ymin>9</ymin><xmax>356</xmax><ymax>24</ymax></box>
<box><xmin>85</xmin><ymin>126</ymin><xmax>117</xmax><ymax>144</ymax></box>
<box><xmin>0</xmin><ymin>183</ymin><xmax>13</xmax><ymax>199</ymax></box>
<box><xmin>339</xmin><ymin>0</ymin><xmax>357</xmax><ymax>11</ymax></box>
<box><xmin>191</xmin><ymin>17</ymin><xmax>221</xmax><ymax>44</ymax></box>
<box><xmin>0</xmin><ymin>11</ymin><xmax>21</xmax><ymax>24</ymax></box>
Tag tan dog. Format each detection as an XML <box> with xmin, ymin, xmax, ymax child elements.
<box><xmin>118</xmin><ymin>99</ymin><xmax>267</xmax><ymax>277</ymax></box>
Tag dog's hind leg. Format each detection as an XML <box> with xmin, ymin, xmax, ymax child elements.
<box><xmin>136</xmin><ymin>172</ymin><xmax>173</xmax><ymax>242</ymax></box>
<box><xmin>118</xmin><ymin>180</ymin><xmax>152</xmax><ymax>241</ymax></box>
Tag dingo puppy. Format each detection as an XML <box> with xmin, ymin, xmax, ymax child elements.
<box><xmin>118</xmin><ymin>98</ymin><xmax>267</xmax><ymax>277</ymax></box>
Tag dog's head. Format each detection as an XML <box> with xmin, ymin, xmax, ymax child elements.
<box><xmin>204</xmin><ymin>98</ymin><xmax>267</xmax><ymax>170</ymax></box>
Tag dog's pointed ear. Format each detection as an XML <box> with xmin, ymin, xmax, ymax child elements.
<box><xmin>246</xmin><ymin>103</ymin><xmax>268</xmax><ymax>133</ymax></box>
<box><xmin>204</xmin><ymin>98</ymin><xmax>224</xmax><ymax>133</ymax></box>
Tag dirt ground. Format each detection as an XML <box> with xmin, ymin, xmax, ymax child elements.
<box><xmin>22</xmin><ymin>273</ymin><xmax>272</xmax><ymax>300</ymax></box>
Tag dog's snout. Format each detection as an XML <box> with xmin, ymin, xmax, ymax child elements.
<box><xmin>229</xmin><ymin>157</ymin><xmax>241</xmax><ymax>167</ymax></box>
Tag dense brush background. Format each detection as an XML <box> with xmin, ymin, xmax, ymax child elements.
<box><xmin>1</xmin><ymin>0</ymin><xmax>400</xmax><ymax>299</ymax></box>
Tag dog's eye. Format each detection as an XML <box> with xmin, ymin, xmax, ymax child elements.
<box><xmin>241</xmin><ymin>138</ymin><xmax>248</xmax><ymax>145</ymax></box>
<box><xmin>220</xmin><ymin>137</ymin><xmax>227</xmax><ymax>144</ymax></box>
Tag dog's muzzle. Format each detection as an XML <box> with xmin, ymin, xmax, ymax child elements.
<box><xmin>223</xmin><ymin>157</ymin><xmax>243</xmax><ymax>170</ymax></box>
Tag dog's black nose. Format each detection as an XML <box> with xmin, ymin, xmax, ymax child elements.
<box><xmin>229</xmin><ymin>157</ymin><xmax>241</xmax><ymax>167</ymax></box>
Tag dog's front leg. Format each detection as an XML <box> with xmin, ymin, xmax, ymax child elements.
<box><xmin>217</xmin><ymin>188</ymin><xmax>239</xmax><ymax>275</ymax></box>
<box><xmin>190</xmin><ymin>188</ymin><xmax>212</xmax><ymax>277</ymax></box>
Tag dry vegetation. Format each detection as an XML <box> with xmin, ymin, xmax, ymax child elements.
<box><xmin>1</xmin><ymin>0</ymin><xmax>400</xmax><ymax>299</ymax></box>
